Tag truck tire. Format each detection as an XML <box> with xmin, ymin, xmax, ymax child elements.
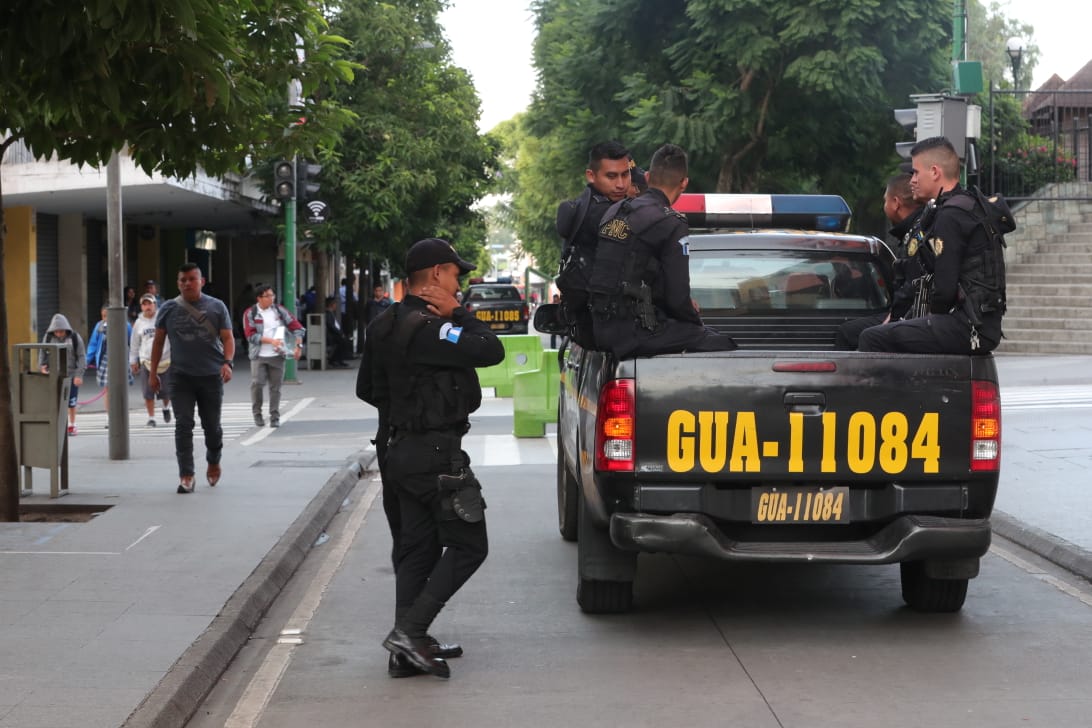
<box><xmin>900</xmin><ymin>561</ymin><xmax>968</xmax><ymax>613</ymax></box>
<box><xmin>576</xmin><ymin>491</ymin><xmax>635</xmax><ymax>614</ymax></box>
<box><xmin>557</xmin><ymin>431</ymin><xmax>579</xmax><ymax>542</ymax></box>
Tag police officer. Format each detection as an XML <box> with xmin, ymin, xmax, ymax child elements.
<box><xmin>835</xmin><ymin>172</ymin><xmax>924</xmax><ymax>349</ymax></box>
<box><xmin>554</xmin><ymin>141</ymin><xmax>634</xmax><ymax>346</ymax></box>
<box><xmin>589</xmin><ymin>143</ymin><xmax>737</xmax><ymax>357</ymax></box>
<box><xmin>858</xmin><ymin>137</ymin><xmax>1011</xmax><ymax>354</ymax></box>
<box><xmin>363</xmin><ymin>238</ymin><xmax>504</xmax><ymax>679</ymax></box>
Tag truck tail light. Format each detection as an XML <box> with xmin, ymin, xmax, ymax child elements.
<box><xmin>596</xmin><ymin>378</ymin><xmax>635</xmax><ymax>472</ymax></box>
<box><xmin>522</xmin><ymin>304</ymin><xmax>529</xmax><ymax>320</ymax></box>
<box><xmin>970</xmin><ymin>380</ymin><xmax>1001</xmax><ymax>472</ymax></box>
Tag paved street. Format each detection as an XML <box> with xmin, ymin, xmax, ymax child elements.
<box><xmin>0</xmin><ymin>353</ymin><xmax>1090</xmax><ymax>727</ymax></box>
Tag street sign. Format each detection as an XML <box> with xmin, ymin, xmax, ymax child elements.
<box><xmin>304</xmin><ymin>200</ymin><xmax>329</xmax><ymax>224</ymax></box>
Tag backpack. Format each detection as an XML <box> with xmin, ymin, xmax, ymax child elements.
<box><xmin>554</xmin><ymin>188</ymin><xmax>611</xmax><ymax>346</ymax></box>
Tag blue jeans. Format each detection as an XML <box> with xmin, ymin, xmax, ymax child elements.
<box><xmin>171</xmin><ymin>372</ymin><xmax>224</xmax><ymax>477</ymax></box>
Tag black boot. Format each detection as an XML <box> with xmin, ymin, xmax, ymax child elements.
<box><xmin>383</xmin><ymin>593</ymin><xmax>450</xmax><ymax>678</ymax></box>
<box><xmin>388</xmin><ymin>651</ymin><xmax>424</xmax><ymax>678</ymax></box>
<box><xmin>398</xmin><ymin>599</ymin><xmax>463</xmax><ymax>659</ymax></box>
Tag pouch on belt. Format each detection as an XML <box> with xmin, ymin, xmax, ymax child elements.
<box><xmin>438</xmin><ymin>469</ymin><xmax>486</xmax><ymax>523</ymax></box>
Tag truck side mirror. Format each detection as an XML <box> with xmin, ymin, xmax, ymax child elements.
<box><xmin>533</xmin><ymin>303</ymin><xmax>567</xmax><ymax>336</ymax></box>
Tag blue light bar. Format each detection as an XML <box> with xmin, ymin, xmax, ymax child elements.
<box><xmin>674</xmin><ymin>194</ymin><xmax>853</xmax><ymax>232</ymax></box>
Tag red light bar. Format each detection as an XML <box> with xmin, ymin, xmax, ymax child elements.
<box><xmin>674</xmin><ymin>194</ymin><xmax>851</xmax><ymax>232</ymax></box>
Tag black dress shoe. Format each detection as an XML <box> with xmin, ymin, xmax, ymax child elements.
<box><xmin>388</xmin><ymin>652</ymin><xmax>424</xmax><ymax>678</ymax></box>
<box><xmin>382</xmin><ymin>628</ymin><xmax>450</xmax><ymax>678</ymax></box>
<box><xmin>426</xmin><ymin>635</ymin><xmax>463</xmax><ymax>659</ymax></box>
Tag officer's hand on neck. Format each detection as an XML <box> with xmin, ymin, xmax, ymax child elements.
<box><xmin>418</xmin><ymin>286</ymin><xmax>460</xmax><ymax>319</ymax></box>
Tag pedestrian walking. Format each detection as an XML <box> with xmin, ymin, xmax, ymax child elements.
<box><xmin>242</xmin><ymin>284</ymin><xmax>304</xmax><ymax>427</ymax></box>
<box><xmin>130</xmin><ymin>294</ymin><xmax>172</xmax><ymax>427</ymax></box>
<box><xmin>149</xmin><ymin>263</ymin><xmax>235</xmax><ymax>494</ymax></box>
<box><xmin>39</xmin><ymin>313</ymin><xmax>87</xmax><ymax>436</ymax></box>
<box><xmin>361</xmin><ymin>237</ymin><xmax>504</xmax><ymax>679</ymax></box>
<box><xmin>85</xmin><ymin>305</ymin><xmax>133</xmax><ymax>417</ymax></box>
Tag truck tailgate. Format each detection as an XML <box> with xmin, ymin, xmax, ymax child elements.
<box><xmin>633</xmin><ymin>352</ymin><xmax>983</xmax><ymax>482</ymax></box>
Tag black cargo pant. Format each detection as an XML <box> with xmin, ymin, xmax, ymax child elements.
<box><xmin>857</xmin><ymin>314</ymin><xmax>998</xmax><ymax>354</ymax></box>
<box><xmin>597</xmin><ymin>316</ymin><xmax>737</xmax><ymax>358</ymax></box>
<box><xmin>386</xmin><ymin>432</ymin><xmax>489</xmax><ymax>611</ymax></box>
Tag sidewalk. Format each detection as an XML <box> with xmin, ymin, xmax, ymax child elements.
<box><xmin>1</xmin><ymin>353</ymin><xmax>1090</xmax><ymax>728</ymax></box>
<box><xmin>2</xmin><ymin>360</ymin><xmax>375</xmax><ymax>728</ymax></box>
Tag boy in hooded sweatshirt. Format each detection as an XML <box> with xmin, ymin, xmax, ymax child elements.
<box><xmin>39</xmin><ymin>314</ymin><xmax>88</xmax><ymax>436</ymax></box>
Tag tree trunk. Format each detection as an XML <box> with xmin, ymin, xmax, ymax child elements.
<box><xmin>0</xmin><ymin>138</ymin><xmax>22</xmax><ymax>520</ymax></box>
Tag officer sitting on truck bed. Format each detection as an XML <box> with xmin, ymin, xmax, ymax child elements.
<box><xmin>858</xmin><ymin>136</ymin><xmax>1012</xmax><ymax>355</ymax></box>
<box><xmin>588</xmin><ymin>143</ymin><xmax>737</xmax><ymax>358</ymax></box>
<box><xmin>835</xmin><ymin>171</ymin><xmax>924</xmax><ymax>349</ymax></box>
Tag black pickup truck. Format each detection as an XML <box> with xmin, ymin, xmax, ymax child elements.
<box><xmin>463</xmin><ymin>283</ymin><xmax>529</xmax><ymax>334</ymax></box>
<box><xmin>548</xmin><ymin>194</ymin><xmax>1001</xmax><ymax>615</ymax></box>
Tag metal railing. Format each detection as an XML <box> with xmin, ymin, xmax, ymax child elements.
<box><xmin>985</xmin><ymin>88</ymin><xmax>1092</xmax><ymax>201</ymax></box>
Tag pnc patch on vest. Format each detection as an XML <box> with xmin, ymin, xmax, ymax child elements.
<box><xmin>439</xmin><ymin>322</ymin><xmax>463</xmax><ymax>343</ymax></box>
<box><xmin>930</xmin><ymin>237</ymin><xmax>944</xmax><ymax>256</ymax></box>
<box><xmin>600</xmin><ymin>218</ymin><xmax>630</xmax><ymax>240</ymax></box>
<box><xmin>678</xmin><ymin>235</ymin><xmax>690</xmax><ymax>255</ymax></box>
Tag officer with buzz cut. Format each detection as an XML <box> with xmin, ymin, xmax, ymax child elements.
<box><xmin>858</xmin><ymin>136</ymin><xmax>1012</xmax><ymax>354</ymax></box>
<box><xmin>360</xmin><ymin>238</ymin><xmax>504</xmax><ymax>679</ymax></box>
<box><xmin>589</xmin><ymin>143</ymin><xmax>737</xmax><ymax>357</ymax></box>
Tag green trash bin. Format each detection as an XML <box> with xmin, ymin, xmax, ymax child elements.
<box><xmin>477</xmin><ymin>334</ymin><xmax>543</xmax><ymax>398</ymax></box>
<box><xmin>512</xmin><ymin>349</ymin><xmax>560</xmax><ymax>437</ymax></box>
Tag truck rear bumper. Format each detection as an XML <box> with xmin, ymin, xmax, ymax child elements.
<box><xmin>609</xmin><ymin>512</ymin><xmax>991</xmax><ymax>564</ymax></box>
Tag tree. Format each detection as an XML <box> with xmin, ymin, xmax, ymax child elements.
<box><xmin>315</xmin><ymin>0</ymin><xmax>499</xmax><ymax>279</ymax></box>
<box><xmin>515</xmin><ymin>0</ymin><xmax>952</xmax><ymax>266</ymax></box>
<box><xmin>967</xmin><ymin>0</ymin><xmax>1037</xmax><ymax>89</ymax></box>
<box><xmin>0</xmin><ymin>0</ymin><xmax>355</xmax><ymax>521</ymax></box>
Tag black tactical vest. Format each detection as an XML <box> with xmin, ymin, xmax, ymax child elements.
<box><xmin>377</xmin><ymin>303</ymin><xmax>481</xmax><ymax>433</ymax></box>
<box><xmin>938</xmin><ymin>188</ymin><xmax>1011</xmax><ymax>321</ymax></box>
<box><xmin>587</xmin><ymin>195</ymin><xmax>676</xmax><ymax>323</ymax></box>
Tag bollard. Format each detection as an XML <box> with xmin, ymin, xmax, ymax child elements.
<box><xmin>477</xmin><ymin>334</ymin><xmax>543</xmax><ymax>398</ymax></box>
<box><xmin>512</xmin><ymin>348</ymin><xmax>560</xmax><ymax>437</ymax></box>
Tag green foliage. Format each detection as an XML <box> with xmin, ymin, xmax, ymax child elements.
<box><xmin>315</xmin><ymin>0</ymin><xmax>498</xmax><ymax>275</ymax></box>
<box><xmin>515</xmin><ymin>0</ymin><xmax>953</xmax><ymax>263</ymax></box>
<box><xmin>994</xmin><ymin>136</ymin><xmax>1077</xmax><ymax>196</ymax></box>
<box><xmin>967</xmin><ymin>0</ymin><xmax>1037</xmax><ymax>89</ymax></box>
<box><xmin>0</xmin><ymin>0</ymin><xmax>357</xmax><ymax>177</ymax></box>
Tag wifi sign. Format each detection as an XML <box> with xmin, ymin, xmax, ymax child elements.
<box><xmin>304</xmin><ymin>200</ymin><xmax>329</xmax><ymax>225</ymax></box>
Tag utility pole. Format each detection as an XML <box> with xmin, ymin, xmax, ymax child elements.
<box><xmin>283</xmin><ymin>172</ymin><xmax>299</xmax><ymax>383</ymax></box>
<box><xmin>106</xmin><ymin>150</ymin><xmax>129</xmax><ymax>459</ymax></box>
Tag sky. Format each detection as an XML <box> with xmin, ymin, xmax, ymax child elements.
<box><xmin>439</xmin><ymin>1</ymin><xmax>1092</xmax><ymax>132</ymax></box>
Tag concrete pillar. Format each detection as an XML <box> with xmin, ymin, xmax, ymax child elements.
<box><xmin>57</xmin><ymin>213</ymin><xmax>87</xmax><ymax>337</ymax></box>
<box><xmin>3</xmin><ymin>206</ymin><xmax>36</xmax><ymax>346</ymax></box>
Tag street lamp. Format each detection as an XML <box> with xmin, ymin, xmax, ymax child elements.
<box><xmin>1006</xmin><ymin>37</ymin><xmax>1024</xmax><ymax>88</ymax></box>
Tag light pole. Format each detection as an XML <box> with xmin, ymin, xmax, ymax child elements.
<box><xmin>1006</xmin><ymin>37</ymin><xmax>1024</xmax><ymax>89</ymax></box>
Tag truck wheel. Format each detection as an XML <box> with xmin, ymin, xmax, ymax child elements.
<box><xmin>900</xmin><ymin>561</ymin><xmax>968</xmax><ymax>613</ymax></box>
<box><xmin>576</xmin><ymin>491</ymin><xmax>635</xmax><ymax>614</ymax></box>
<box><xmin>578</xmin><ymin>578</ymin><xmax>633</xmax><ymax>614</ymax></box>
<box><xmin>556</xmin><ymin>434</ymin><xmax>579</xmax><ymax>542</ymax></box>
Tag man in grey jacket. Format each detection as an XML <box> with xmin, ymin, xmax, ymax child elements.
<box><xmin>39</xmin><ymin>314</ymin><xmax>87</xmax><ymax>436</ymax></box>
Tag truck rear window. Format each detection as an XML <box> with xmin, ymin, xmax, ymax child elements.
<box><xmin>689</xmin><ymin>251</ymin><xmax>889</xmax><ymax>313</ymax></box>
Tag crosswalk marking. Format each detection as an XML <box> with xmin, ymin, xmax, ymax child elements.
<box><xmin>1001</xmin><ymin>385</ymin><xmax>1092</xmax><ymax>411</ymax></box>
<box><xmin>73</xmin><ymin>402</ymin><xmax>276</xmax><ymax>442</ymax></box>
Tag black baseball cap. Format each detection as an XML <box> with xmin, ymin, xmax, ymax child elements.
<box><xmin>405</xmin><ymin>237</ymin><xmax>476</xmax><ymax>274</ymax></box>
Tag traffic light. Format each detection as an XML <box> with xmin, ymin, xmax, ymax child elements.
<box><xmin>297</xmin><ymin>160</ymin><xmax>321</xmax><ymax>202</ymax></box>
<box><xmin>273</xmin><ymin>160</ymin><xmax>295</xmax><ymax>200</ymax></box>
<box><xmin>893</xmin><ymin>94</ymin><xmax>968</xmax><ymax>161</ymax></box>
<box><xmin>894</xmin><ymin>108</ymin><xmax>918</xmax><ymax>160</ymax></box>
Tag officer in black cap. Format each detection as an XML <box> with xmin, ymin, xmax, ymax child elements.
<box><xmin>359</xmin><ymin>237</ymin><xmax>504</xmax><ymax>679</ymax></box>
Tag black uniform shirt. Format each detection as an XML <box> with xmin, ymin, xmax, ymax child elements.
<box><xmin>399</xmin><ymin>295</ymin><xmax>505</xmax><ymax>371</ymax></box>
<box><xmin>636</xmin><ymin>188</ymin><xmax>702</xmax><ymax>326</ymax></box>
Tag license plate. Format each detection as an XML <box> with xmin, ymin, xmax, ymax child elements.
<box><xmin>752</xmin><ymin>486</ymin><xmax>849</xmax><ymax>524</ymax></box>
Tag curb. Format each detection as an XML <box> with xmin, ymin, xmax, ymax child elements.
<box><xmin>120</xmin><ymin>450</ymin><xmax>378</xmax><ymax>728</ymax></box>
<box><xmin>992</xmin><ymin>510</ymin><xmax>1092</xmax><ymax>582</ymax></box>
